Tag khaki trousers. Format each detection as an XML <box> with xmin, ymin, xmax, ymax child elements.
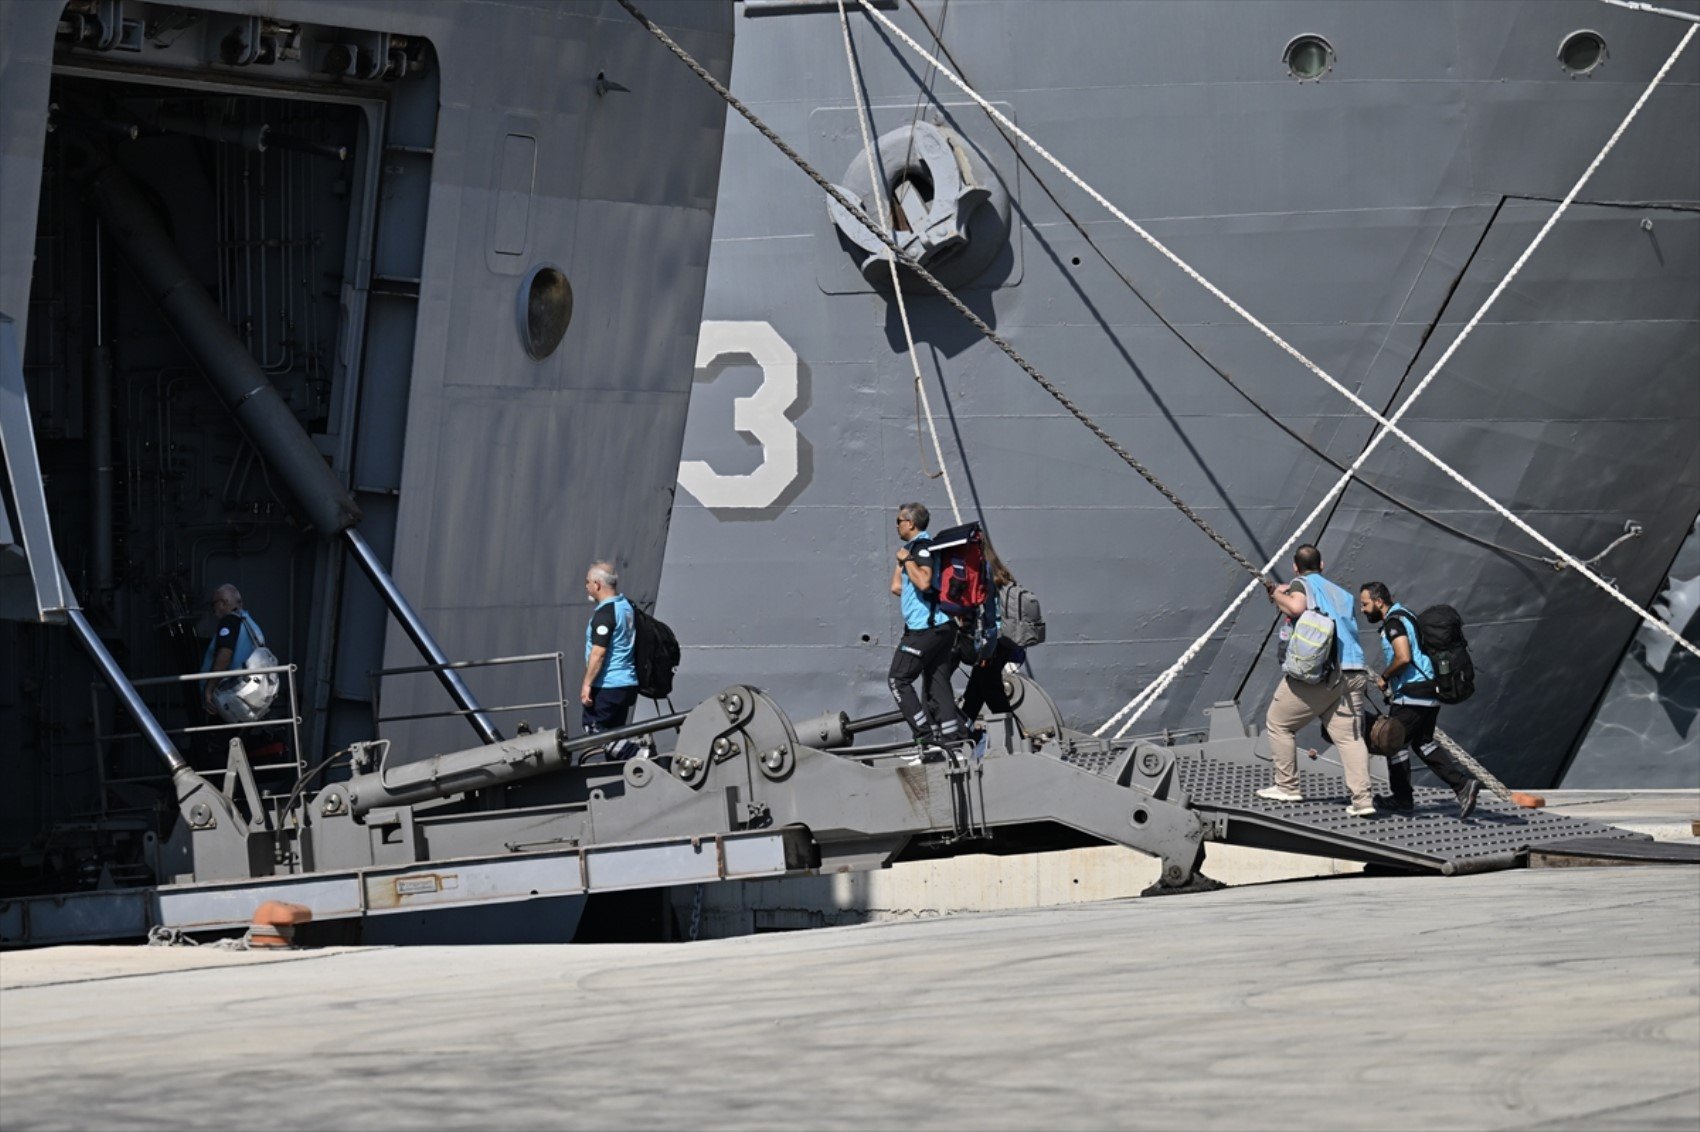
<box><xmin>1265</xmin><ymin>671</ymin><xmax>1373</xmax><ymax>808</ymax></box>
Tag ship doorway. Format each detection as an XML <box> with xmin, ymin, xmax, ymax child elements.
<box><xmin>8</xmin><ymin>67</ymin><xmax>386</xmax><ymax>888</ymax></box>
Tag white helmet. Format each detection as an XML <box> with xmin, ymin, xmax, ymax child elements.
<box><xmin>210</xmin><ymin>671</ymin><xmax>279</xmax><ymax>724</ymax></box>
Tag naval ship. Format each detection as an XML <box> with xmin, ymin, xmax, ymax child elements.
<box><xmin>0</xmin><ymin>0</ymin><xmax>1694</xmax><ymax>948</ymax></box>
<box><xmin>665</xmin><ymin>0</ymin><xmax>1700</xmax><ymax>790</ymax></box>
<box><xmin>0</xmin><ymin>0</ymin><xmax>735</xmax><ymax>915</ymax></box>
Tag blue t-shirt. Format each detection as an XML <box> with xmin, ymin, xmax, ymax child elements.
<box><xmin>585</xmin><ymin>595</ymin><xmax>637</xmax><ymax>688</ymax></box>
<box><xmin>899</xmin><ymin>533</ymin><xmax>952</xmax><ymax>632</ymax></box>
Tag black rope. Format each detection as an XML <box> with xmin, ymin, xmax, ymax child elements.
<box><xmin>896</xmin><ymin>0</ymin><xmax>1560</xmax><ymax>570</ymax></box>
<box><xmin>617</xmin><ymin>0</ymin><xmax>1271</xmax><ymax>585</ymax></box>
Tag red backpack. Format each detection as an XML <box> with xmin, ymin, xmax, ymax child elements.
<box><xmin>928</xmin><ymin>522</ymin><xmax>991</xmax><ymax>615</ymax></box>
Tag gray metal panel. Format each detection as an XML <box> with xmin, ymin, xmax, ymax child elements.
<box><xmin>1</xmin><ymin>827</ymin><xmax>807</xmax><ymax>945</ymax></box>
<box><xmin>663</xmin><ymin>0</ymin><xmax>1699</xmax><ymax>790</ymax></box>
<box><xmin>0</xmin><ymin>317</ymin><xmax>74</xmax><ymax>619</ymax></box>
<box><xmin>0</xmin><ymin>889</ymin><xmax>154</xmax><ymax>947</ymax></box>
<box><xmin>0</xmin><ymin>9</ymin><xmax>55</xmax><ymax>352</ymax></box>
<box><xmin>379</xmin><ymin>2</ymin><xmax>734</xmax><ymax>755</ymax></box>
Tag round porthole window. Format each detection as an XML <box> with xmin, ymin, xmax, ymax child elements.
<box><xmin>1558</xmin><ymin>30</ymin><xmax>1607</xmax><ymax>75</ymax></box>
<box><xmin>518</xmin><ymin>264</ymin><xmax>572</xmax><ymax>360</ymax></box>
<box><xmin>1284</xmin><ymin>34</ymin><xmax>1334</xmax><ymax>81</ymax></box>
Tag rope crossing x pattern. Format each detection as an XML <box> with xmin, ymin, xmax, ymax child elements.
<box><xmin>615</xmin><ymin>0</ymin><xmax>1272</xmax><ymax>585</ymax></box>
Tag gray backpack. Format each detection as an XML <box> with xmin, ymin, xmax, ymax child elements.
<box><xmin>999</xmin><ymin>582</ymin><xmax>1046</xmax><ymax>648</ymax></box>
<box><xmin>1281</xmin><ymin>589</ymin><xmax>1337</xmax><ymax>685</ymax></box>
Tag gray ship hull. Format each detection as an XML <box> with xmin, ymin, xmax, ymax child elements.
<box><xmin>0</xmin><ymin>0</ymin><xmax>734</xmax><ymax>902</ymax></box>
<box><xmin>665</xmin><ymin>0</ymin><xmax>1700</xmax><ymax>788</ymax></box>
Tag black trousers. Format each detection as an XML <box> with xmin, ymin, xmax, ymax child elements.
<box><xmin>1385</xmin><ymin>702</ymin><xmax>1472</xmax><ymax>802</ymax></box>
<box><xmin>888</xmin><ymin>624</ymin><xmax>966</xmax><ymax>741</ymax></box>
<box><xmin>961</xmin><ymin>639</ymin><xmax>1023</xmax><ymax>719</ymax></box>
<box><xmin>583</xmin><ymin>684</ymin><xmax>639</xmax><ymax>734</ymax></box>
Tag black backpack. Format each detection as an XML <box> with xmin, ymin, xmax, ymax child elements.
<box><xmin>1414</xmin><ymin>604</ymin><xmax>1475</xmax><ymax>705</ymax></box>
<box><xmin>631</xmin><ymin>606</ymin><xmax>681</xmax><ymax>700</ymax></box>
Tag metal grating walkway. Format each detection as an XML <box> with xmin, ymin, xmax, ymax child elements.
<box><xmin>1174</xmin><ymin>753</ymin><xmax>1646</xmax><ymax>876</ymax></box>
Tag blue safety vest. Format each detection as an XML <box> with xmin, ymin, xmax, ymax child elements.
<box><xmin>1380</xmin><ymin>602</ymin><xmax>1436</xmax><ymax>698</ymax></box>
<box><xmin>201</xmin><ymin>611</ymin><xmax>262</xmax><ymax>673</ymax></box>
<box><xmin>1300</xmin><ymin>572</ymin><xmax>1366</xmax><ymax>671</ymax></box>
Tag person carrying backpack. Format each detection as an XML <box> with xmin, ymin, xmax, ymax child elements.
<box><xmin>200</xmin><ymin>583</ymin><xmax>280</xmax><ymax>725</ymax></box>
<box><xmin>1257</xmin><ymin>544</ymin><xmax>1377</xmax><ymax>818</ymax></box>
<box><xmin>887</xmin><ymin>502</ymin><xmax>969</xmax><ymax>748</ymax></box>
<box><xmin>581</xmin><ymin>560</ymin><xmax>639</xmax><ymax>735</ymax></box>
<box><xmin>1358</xmin><ymin>582</ymin><xmax>1481</xmax><ymax>817</ymax></box>
<box><xmin>959</xmin><ymin>538</ymin><xmax>1044</xmax><ymax>719</ymax></box>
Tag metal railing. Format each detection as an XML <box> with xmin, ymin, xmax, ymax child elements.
<box><xmin>368</xmin><ymin>651</ymin><xmax>569</xmax><ymax>740</ymax></box>
<box><xmin>90</xmin><ymin>663</ymin><xmax>305</xmax><ymax>796</ymax></box>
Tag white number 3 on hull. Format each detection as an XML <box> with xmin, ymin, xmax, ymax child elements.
<box><xmin>677</xmin><ymin>320</ymin><xmax>801</xmax><ymax>511</ymax></box>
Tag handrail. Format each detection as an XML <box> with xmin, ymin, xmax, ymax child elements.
<box><xmin>369</xmin><ymin>651</ymin><xmax>568</xmax><ymax>738</ymax></box>
<box><xmin>89</xmin><ymin>662</ymin><xmax>305</xmax><ymax>819</ymax></box>
<box><xmin>127</xmin><ymin>662</ymin><xmax>296</xmax><ymax>687</ymax></box>
<box><xmin>370</xmin><ymin>652</ymin><xmax>564</xmax><ymax>678</ymax></box>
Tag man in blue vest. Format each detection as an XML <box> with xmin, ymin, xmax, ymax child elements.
<box><xmin>1359</xmin><ymin>582</ymin><xmax>1481</xmax><ymax>816</ymax></box>
<box><xmin>887</xmin><ymin>502</ymin><xmax>968</xmax><ymax>748</ymax></box>
<box><xmin>1257</xmin><ymin>544</ymin><xmax>1376</xmax><ymax>816</ymax></box>
<box><xmin>581</xmin><ymin>560</ymin><xmax>639</xmax><ymax>736</ymax></box>
<box><xmin>200</xmin><ymin>583</ymin><xmax>266</xmax><ymax>719</ymax></box>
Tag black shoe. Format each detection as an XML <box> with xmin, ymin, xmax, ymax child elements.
<box><xmin>1457</xmin><ymin>778</ymin><xmax>1481</xmax><ymax>819</ymax></box>
<box><xmin>1376</xmin><ymin>795</ymin><xmax>1415</xmax><ymax>814</ymax></box>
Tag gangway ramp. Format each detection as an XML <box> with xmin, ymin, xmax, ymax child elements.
<box><xmin>3</xmin><ymin>678</ymin><xmax>1691</xmax><ymax>948</ymax></box>
<box><xmin>1056</xmin><ymin>712</ymin><xmax>1659</xmax><ymax>878</ymax></box>
<box><xmin>1176</xmin><ymin>751</ymin><xmax>1648</xmax><ymax>876</ymax></box>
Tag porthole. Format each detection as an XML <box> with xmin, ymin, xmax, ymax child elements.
<box><xmin>1558</xmin><ymin>30</ymin><xmax>1607</xmax><ymax>75</ymax></box>
<box><xmin>518</xmin><ymin>264</ymin><xmax>572</xmax><ymax>360</ymax></box>
<box><xmin>1283</xmin><ymin>34</ymin><xmax>1334</xmax><ymax>81</ymax></box>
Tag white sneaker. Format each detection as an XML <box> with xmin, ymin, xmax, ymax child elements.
<box><xmin>1256</xmin><ymin>785</ymin><xmax>1303</xmax><ymax>802</ymax></box>
<box><xmin>1346</xmin><ymin>802</ymin><xmax>1378</xmax><ymax>818</ymax></box>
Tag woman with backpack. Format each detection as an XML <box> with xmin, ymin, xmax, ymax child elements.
<box><xmin>958</xmin><ymin>539</ymin><xmax>1046</xmax><ymax>720</ymax></box>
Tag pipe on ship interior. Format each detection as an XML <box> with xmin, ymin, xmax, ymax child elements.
<box><xmin>83</xmin><ymin>150</ymin><xmax>500</xmax><ymax>745</ymax></box>
<box><xmin>81</xmin><ymin>152</ymin><xmax>361</xmax><ymax>537</ymax></box>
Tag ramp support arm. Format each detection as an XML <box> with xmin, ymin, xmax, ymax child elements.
<box><xmin>79</xmin><ymin>146</ymin><xmax>501</xmax><ymax>747</ymax></box>
<box><xmin>343</xmin><ymin>529</ymin><xmax>502</xmax><ymax>746</ymax></box>
<box><xmin>67</xmin><ymin>607</ymin><xmax>189</xmax><ymax>777</ymax></box>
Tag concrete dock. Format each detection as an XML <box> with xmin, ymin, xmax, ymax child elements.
<box><xmin>3</xmin><ymin>865</ymin><xmax>1696</xmax><ymax>1130</ymax></box>
<box><xmin>674</xmin><ymin>788</ymin><xmax>1700</xmax><ymax>937</ymax></box>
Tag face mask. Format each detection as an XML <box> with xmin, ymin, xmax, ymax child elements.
<box><xmin>1365</xmin><ymin>608</ymin><xmax>1384</xmax><ymax>624</ymax></box>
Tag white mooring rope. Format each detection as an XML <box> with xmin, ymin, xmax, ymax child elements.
<box><xmin>854</xmin><ymin>0</ymin><xmax>1700</xmax><ymax>702</ymax></box>
<box><xmin>838</xmin><ymin>0</ymin><xmax>962</xmax><ymax>525</ymax></box>
<box><xmin>1097</xmin><ymin>18</ymin><xmax>1699</xmax><ymax>737</ymax></box>
<box><xmin>1600</xmin><ymin>0</ymin><xmax>1700</xmax><ymax>25</ymax></box>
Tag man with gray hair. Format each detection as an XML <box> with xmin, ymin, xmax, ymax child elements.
<box><xmin>200</xmin><ymin>584</ymin><xmax>262</xmax><ymax>715</ymax></box>
<box><xmin>581</xmin><ymin>560</ymin><xmax>639</xmax><ymax>735</ymax></box>
<box><xmin>197</xmin><ymin>583</ymin><xmax>281</xmax><ymax>740</ymax></box>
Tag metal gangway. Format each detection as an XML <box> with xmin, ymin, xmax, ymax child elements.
<box><xmin>2</xmin><ymin>675</ymin><xmax>1688</xmax><ymax>947</ymax></box>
